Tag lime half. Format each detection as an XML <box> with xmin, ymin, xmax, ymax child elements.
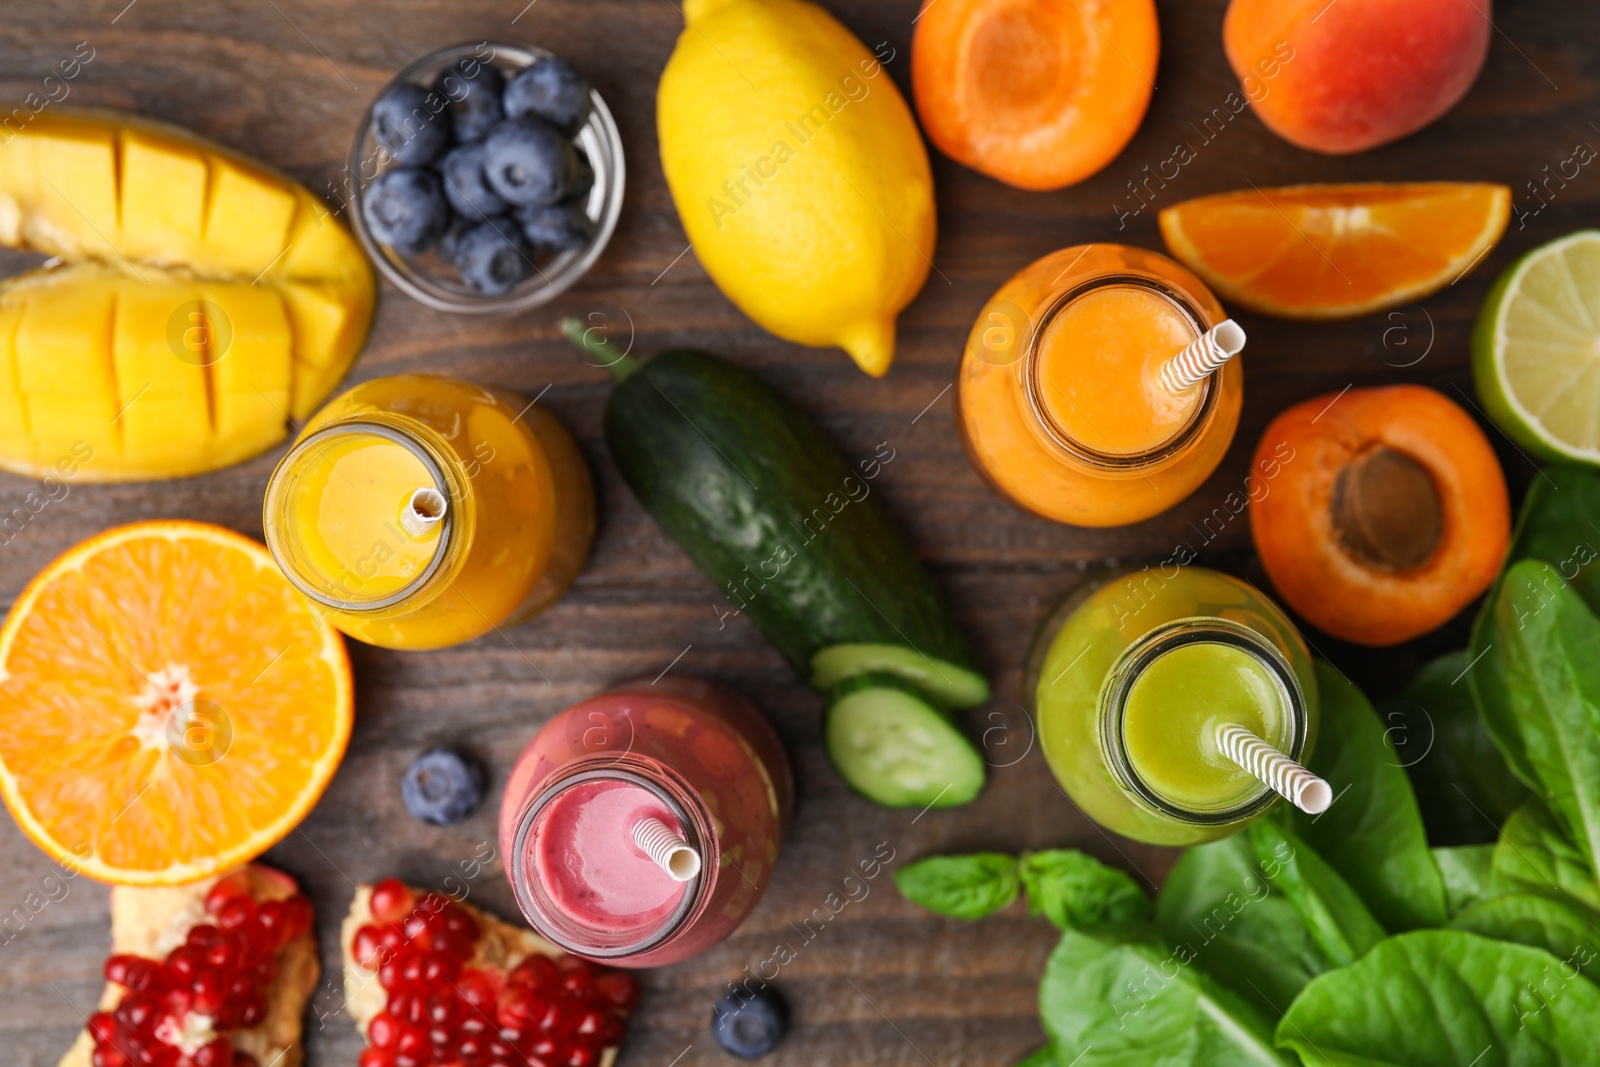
<box><xmin>1474</xmin><ymin>230</ymin><xmax>1600</xmax><ymax>463</ymax></box>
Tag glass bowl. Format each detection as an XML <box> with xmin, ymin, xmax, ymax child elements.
<box><xmin>348</xmin><ymin>42</ymin><xmax>624</xmax><ymax>315</ymax></box>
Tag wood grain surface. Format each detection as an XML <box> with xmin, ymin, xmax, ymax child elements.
<box><xmin>0</xmin><ymin>1</ymin><xmax>1594</xmax><ymax>1064</ymax></box>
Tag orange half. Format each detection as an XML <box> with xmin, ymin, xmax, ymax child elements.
<box><xmin>0</xmin><ymin>521</ymin><xmax>351</xmax><ymax>885</ymax></box>
<box><xmin>1159</xmin><ymin>183</ymin><xmax>1511</xmax><ymax>320</ymax></box>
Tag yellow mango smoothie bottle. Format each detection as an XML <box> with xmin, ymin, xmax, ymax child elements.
<box><xmin>262</xmin><ymin>374</ymin><xmax>595</xmax><ymax>650</ymax></box>
<box><xmin>958</xmin><ymin>244</ymin><xmax>1244</xmax><ymax>527</ymax></box>
<box><xmin>1028</xmin><ymin>566</ymin><xmax>1325</xmax><ymax>846</ymax></box>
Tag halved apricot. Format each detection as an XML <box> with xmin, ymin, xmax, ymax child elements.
<box><xmin>911</xmin><ymin>0</ymin><xmax>1158</xmax><ymax>191</ymax></box>
<box><xmin>1250</xmin><ymin>385</ymin><xmax>1509</xmax><ymax>647</ymax></box>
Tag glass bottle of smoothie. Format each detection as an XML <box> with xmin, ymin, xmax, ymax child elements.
<box><xmin>498</xmin><ymin>675</ymin><xmax>794</xmax><ymax>968</ymax></box>
<box><xmin>262</xmin><ymin>374</ymin><xmax>594</xmax><ymax>650</ymax></box>
<box><xmin>958</xmin><ymin>244</ymin><xmax>1243</xmax><ymax>527</ymax></box>
<box><xmin>1028</xmin><ymin>566</ymin><xmax>1321</xmax><ymax>846</ymax></box>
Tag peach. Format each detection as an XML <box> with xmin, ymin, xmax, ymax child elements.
<box><xmin>1224</xmin><ymin>0</ymin><xmax>1490</xmax><ymax>154</ymax></box>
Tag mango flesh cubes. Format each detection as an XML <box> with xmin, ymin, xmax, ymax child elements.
<box><xmin>0</xmin><ymin>109</ymin><xmax>374</xmax><ymax>480</ymax></box>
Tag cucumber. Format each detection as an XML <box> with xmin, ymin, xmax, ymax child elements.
<box><xmin>823</xmin><ymin>673</ymin><xmax>986</xmax><ymax>808</ymax></box>
<box><xmin>569</xmin><ymin>319</ymin><xmax>988</xmax><ymax>709</ymax></box>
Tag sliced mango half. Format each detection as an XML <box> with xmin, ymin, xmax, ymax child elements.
<box><xmin>0</xmin><ymin>109</ymin><xmax>374</xmax><ymax>481</ymax></box>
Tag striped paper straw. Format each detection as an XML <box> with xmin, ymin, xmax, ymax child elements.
<box><xmin>1215</xmin><ymin>723</ymin><xmax>1332</xmax><ymax>815</ymax></box>
<box><xmin>632</xmin><ymin>817</ymin><xmax>702</xmax><ymax>881</ymax></box>
<box><xmin>1159</xmin><ymin>319</ymin><xmax>1247</xmax><ymax>393</ymax></box>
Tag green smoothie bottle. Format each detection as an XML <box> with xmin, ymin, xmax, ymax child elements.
<box><xmin>1029</xmin><ymin>566</ymin><xmax>1324</xmax><ymax>846</ymax></box>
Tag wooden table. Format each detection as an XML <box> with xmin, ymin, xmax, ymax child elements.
<box><xmin>0</xmin><ymin>1</ymin><xmax>1592</xmax><ymax>1064</ymax></box>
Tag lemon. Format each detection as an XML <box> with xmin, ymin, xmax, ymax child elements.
<box><xmin>1473</xmin><ymin>230</ymin><xmax>1600</xmax><ymax>464</ymax></box>
<box><xmin>658</xmin><ymin>0</ymin><xmax>935</xmax><ymax>376</ymax></box>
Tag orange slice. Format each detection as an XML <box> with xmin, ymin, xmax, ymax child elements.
<box><xmin>1159</xmin><ymin>183</ymin><xmax>1511</xmax><ymax>320</ymax></box>
<box><xmin>0</xmin><ymin>521</ymin><xmax>351</xmax><ymax>885</ymax></box>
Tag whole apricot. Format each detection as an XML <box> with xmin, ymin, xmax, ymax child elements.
<box><xmin>1224</xmin><ymin>0</ymin><xmax>1490</xmax><ymax>154</ymax></box>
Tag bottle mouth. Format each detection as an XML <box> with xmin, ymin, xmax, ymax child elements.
<box><xmin>508</xmin><ymin>762</ymin><xmax>709</xmax><ymax>959</ymax></box>
<box><xmin>1023</xmin><ymin>273</ymin><xmax>1219</xmax><ymax>471</ymax></box>
<box><xmin>263</xmin><ymin>420</ymin><xmax>455</xmax><ymax>612</ymax></box>
<box><xmin>1097</xmin><ymin>618</ymin><xmax>1308</xmax><ymax>827</ymax></box>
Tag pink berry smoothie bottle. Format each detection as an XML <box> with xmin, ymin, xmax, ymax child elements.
<box><xmin>498</xmin><ymin>675</ymin><xmax>794</xmax><ymax>968</ymax></box>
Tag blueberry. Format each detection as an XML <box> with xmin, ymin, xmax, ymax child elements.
<box><xmin>437</xmin><ymin>213</ymin><xmax>480</xmax><ymax>264</ymax></box>
<box><xmin>434</xmin><ymin>57</ymin><xmax>506</xmax><ymax>143</ymax></box>
<box><xmin>504</xmin><ymin>57</ymin><xmax>591</xmax><ymax>134</ymax></box>
<box><xmin>438</xmin><ymin>143</ymin><xmax>509</xmax><ymax>219</ymax></box>
<box><xmin>515</xmin><ymin>202</ymin><xmax>594</xmax><ymax>253</ymax></box>
<box><xmin>482</xmin><ymin>117</ymin><xmax>576</xmax><ymax>206</ymax></box>
<box><xmin>712</xmin><ymin>987</ymin><xmax>788</xmax><ymax>1059</ymax></box>
<box><xmin>455</xmin><ymin>220</ymin><xmax>533</xmax><ymax>295</ymax></box>
<box><xmin>402</xmin><ymin>748</ymin><xmax>486</xmax><ymax>826</ymax></box>
<box><xmin>371</xmin><ymin>82</ymin><xmax>453</xmax><ymax>166</ymax></box>
<box><xmin>566</xmin><ymin>148</ymin><xmax>594</xmax><ymax>204</ymax></box>
<box><xmin>362</xmin><ymin>168</ymin><xmax>450</xmax><ymax>253</ymax></box>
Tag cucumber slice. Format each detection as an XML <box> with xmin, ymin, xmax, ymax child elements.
<box><xmin>811</xmin><ymin>643</ymin><xmax>990</xmax><ymax>710</ymax></box>
<box><xmin>824</xmin><ymin>673</ymin><xmax>986</xmax><ymax>808</ymax></box>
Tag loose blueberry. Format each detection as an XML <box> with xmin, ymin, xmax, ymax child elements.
<box><xmin>503</xmin><ymin>56</ymin><xmax>591</xmax><ymax>134</ymax></box>
<box><xmin>454</xmin><ymin>221</ymin><xmax>534</xmax><ymax>296</ymax></box>
<box><xmin>434</xmin><ymin>57</ymin><xmax>506</xmax><ymax>143</ymax></box>
<box><xmin>566</xmin><ymin>148</ymin><xmax>594</xmax><ymax>204</ymax></box>
<box><xmin>438</xmin><ymin>143</ymin><xmax>509</xmax><ymax>219</ymax></box>
<box><xmin>712</xmin><ymin>987</ymin><xmax>788</xmax><ymax>1059</ymax></box>
<box><xmin>402</xmin><ymin>748</ymin><xmax>487</xmax><ymax>825</ymax></box>
<box><xmin>371</xmin><ymin>82</ymin><xmax>453</xmax><ymax>166</ymax></box>
<box><xmin>515</xmin><ymin>202</ymin><xmax>594</xmax><ymax>253</ymax></box>
<box><xmin>482</xmin><ymin>117</ymin><xmax>576</xmax><ymax>206</ymax></box>
<box><xmin>362</xmin><ymin>168</ymin><xmax>450</xmax><ymax>254</ymax></box>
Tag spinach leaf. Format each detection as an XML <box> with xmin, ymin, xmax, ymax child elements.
<box><xmin>1278</xmin><ymin>929</ymin><xmax>1600</xmax><ymax>1066</ymax></box>
<box><xmin>1155</xmin><ymin>835</ymin><xmax>1332</xmax><ymax>1018</ymax></box>
<box><xmin>894</xmin><ymin>853</ymin><xmax>1019</xmax><ymax>920</ymax></box>
<box><xmin>1499</xmin><ymin>463</ymin><xmax>1600</xmax><ymax>613</ymax></box>
<box><xmin>1040</xmin><ymin>923</ymin><xmax>1293</xmax><ymax>1066</ymax></box>
<box><xmin>1019</xmin><ymin>850</ymin><xmax>1151</xmax><ymax>931</ymax></box>
<box><xmin>1379</xmin><ymin>651</ymin><xmax>1528</xmax><ymax>845</ymax></box>
<box><xmin>1013</xmin><ymin>1047</ymin><xmax>1055</xmax><ymax>1067</ymax></box>
<box><xmin>1483</xmin><ymin>560</ymin><xmax>1600</xmax><ymax>878</ymax></box>
<box><xmin>1250</xmin><ymin>820</ymin><xmax>1385</xmax><ymax>967</ymax></box>
<box><xmin>1451</xmin><ymin>893</ymin><xmax>1600</xmax><ymax>984</ymax></box>
<box><xmin>1431</xmin><ymin>845</ymin><xmax>1498</xmax><ymax>917</ymax></box>
<box><xmin>1285</xmin><ymin>662</ymin><xmax>1446</xmax><ymax>930</ymax></box>
<box><xmin>1492</xmin><ymin>800</ymin><xmax>1600</xmax><ymax>911</ymax></box>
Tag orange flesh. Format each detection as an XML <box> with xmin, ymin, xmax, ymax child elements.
<box><xmin>1037</xmin><ymin>286</ymin><xmax>1200</xmax><ymax>455</ymax></box>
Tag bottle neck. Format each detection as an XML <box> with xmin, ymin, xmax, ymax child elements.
<box><xmin>507</xmin><ymin>759</ymin><xmax>713</xmax><ymax>959</ymax></box>
<box><xmin>263</xmin><ymin>416</ymin><xmax>467</xmax><ymax>614</ymax></box>
<box><xmin>1022</xmin><ymin>273</ymin><xmax>1218</xmax><ymax>473</ymax></box>
<box><xmin>1097</xmin><ymin>618</ymin><xmax>1307</xmax><ymax>827</ymax></box>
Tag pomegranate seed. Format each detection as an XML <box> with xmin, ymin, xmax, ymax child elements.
<box><xmin>428</xmin><ymin>1026</ymin><xmax>453</xmax><ymax>1047</ymax></box>
<box><xmin>166</xmin><ymin>946</ymin><xmax>202</xmax><ymax>983</ymax></box>
<box><xmin>397</xmin><ymin>1025</ymin><xmax>431</xmax><ymax>1057</ymax></box>
<box><xmin>370</xmin><ymin>880</ymin><xmax>414</xmax><ymax>924</ymax></box>
<box><xmin>508</xmin><ymin>956</ymin><xmax>559</xmax><ymax>993</ymax></box>
<box><xmin>369</xmin><ymin>1012</ymin><xmax>402</xmax><ymax>1049</ymax></box>
<box><xmin>115</xmin><ymin>993</ymin><xmax>159</xmax><ymax>1032</ymax></box>
<box><xmin>392</xmin><ymin>991</ymin><xmax>428</xmax><ymax>1026</ymax></box>
<box><xmin>87</xmin><ymin>1011</ymin><xmax>119</xmax><ymax>1044</ymax></box>
<box><xmin>456</xmin><ymin>1036</ymin><xmax>484</xmax><ymax>1060</ymax></box>
<box><xmin>400</xmin><ymin>952</ymin><xmax>426</xmax><ymax>986</ymax></box>
<box><xmin>192</xmin><ymin>1038</ymin><xmax>232</xmax><ymax>1067</ymax></box>
<box><xmin>460</xmin><ymin>1014</ymin><xmax>491</xmax><ymax>1038</ymax></box>
<box><xmin>91</xmin><ymin>1049</ymin><xmax>130</xmax><ymax>1067</ymax></box>
<box><xmin>530</xmin><ymin>1037</ymin><xmax>559</xmax><ymax>1059</ymax></box>
<box><xmin>571</xmin><ymin>1008</ymin><xmax>607</xmax><ymax>1039</ymax></box>
<box><xmin>558</xmin><ymin>970</ymin><xmax>593</xmax><ymax>997</ymax></box>
<box><xmin>402</xmin><ymin>911</ymin><xmax>431</xmax><ymax>943</ymax></box>
<box><xmin>238</xmin><ymin>994</ymin><xmax>267</xmax><ymax>1027</ymax></box>
<box><xmin>358</xmin><ymin>1049</ymin><xmax>397</xmax><ymax>1067</ymax></box>
<box><xmin>378</xmin><ymin>948</ymin><xmax>419</xmax><ymax>993</ymax></box>
<box><xmin>421</xmin><ymin>952</ymin><xmax>461</xmax><ymax>986</ymax></box>
<box><xmin>498</xmin><ymin>987</ymin><xmax>546</xmax><ymax>1029</ymax></box>
<box><xmin>564</xmin><ymin>1047</ymin><xmax>599</xmax><ymax>1067</ymax></box>
<box><xmin>204</xmin><ymin>872</ymin><xmax>253</xmax><ymax>915</ymax></box>
<box><xmin>187</xmin><ymin>924</ymin><xmax>222</xmax><ymax>948</ymax></box>
<box><xmin>485</xmin><ymin>1042</ymin><xmax>514</xmax><ymax>1061</ymax></box>
<box><xmin>216</xmin><ymin>896</ymin><xmax>257</xmax><ymax>933</ymax></box>
<box><xmin>282</xmin><ymin>896</ymin><xmax>314</xmax><ymax>940</ymax></box>
<box><xmin>105</xmin><ymin>955</ymin><xmax>139</xmax><ymax>985</ymax></box>
<box><xmin>256</xmin><ymin>902</ymin><xmax>291</xmax><ymax>951</ymax></box>
<box><xmin>457</xmin><ymin>969</ymin><xmax>497</xmax><ymax>1010</ymax></box>
<box><xmin>193</xmin><ymin>971</ymin><xmax>225</xmax><ymax>1015</ymax></box>
<box><xmin>393</xmin><ymin>1055</ymin><xmax>426</xmax><ymax>1067</ymax></box>
<box><xmin>499</xmin><ymin>1024</ymin><xmax>533</xmax><ymax>1049</ymax></box>
<box><xmin>379</xmin><ymin>924</ymin><xmax>408</xmax><ymax>953</ymax></box>
<box><xmin>592</xmin><ymin>972</ymin><xmax>638</xmax><ymax>1011</ymax></box>
<box><xmin>354</xmin><ymin>924</ymin><xmax>387</xmax><ymax>969</ymax></box>
<box><xmin>441</xmin><ymin>904</ymin><xmax>479</xmax><ymax>940</ymax></box>
<box><xmin>433</xmin><ymin>930</ymin><xmax>475</xmax><ymax>960</ymax></box>
<box><xmin>205</xmin><ymin>938</ymin><xmax>240</xmax><ymax>972</ymax></box>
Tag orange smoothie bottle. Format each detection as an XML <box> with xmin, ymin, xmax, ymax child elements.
<box><xmin>958</xmin><ymin>244</ymin><xmax>1243</xmax><ymax>527</ymax></box>
<box><xmin>262</xmin><ymin>374</ymin><xmax>595</xmax><ymax>650</ymax></box>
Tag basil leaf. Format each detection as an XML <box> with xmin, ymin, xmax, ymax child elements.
<box><xmin>1379</xmin><ymin>651</ymin><xmax>1528</xmax><ymax>845</ymax></box>
<box><xmin>1278</xmin><ymin>929</ymin><xmax>1600</xmax><ymax>1065</ymax></box>
<box><xmin>1431</xmin><ymin>845</ymin><xmax>1498</xmax><ymax>918</ymax></box>
<box><xmin>1013</xmin><ymin>1047</ymin><xmax>1056</xmax><ymax>1067</ymax></box>
<box><xmin>1250</xmin><ymin>820</ymin><xmax>1385</xmax><ymax>967</ymax></box>
<box><xmin>1285</xmin><ymin>662</ymin><xmax>1446</xmax><ymax>930</ymax></box>
<box><xmin>1155</xmin><ymin>835</ymin><xmax>1333</xmax><ymax>1018</ymax></box>
<box><xmin>894</xmin><ymin>852</ymin><xmax>1019</xmax><ymax>920</ymax></box>
<box><xmin>1499</xmin><ymin>462</ymin><xmax>1600</xmax><ymax>613</ymax></box>
<box><xmin>1492</xmin><ymin>799</ymin><xmax>1600</xmax><ymax>911</ymax></box>
<box><xmin>1040</xmin><ymin>923</ymin><xmax>1293</xmax><ymax>1066</ymax></box>
<box><xmin>1019</xmin><ymin>850</ymin><xmax>1150</xmax><ymax>931</ymax></box>
<box><xmin>1485</xmin><ymin>560</ymin><xmax>1600</xmax><ymax>878</ymax></box>
<box><xmin>1451</xmin><ymin>893</ymin><xmax>1600</xmax><ymax>983</ymax></box>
